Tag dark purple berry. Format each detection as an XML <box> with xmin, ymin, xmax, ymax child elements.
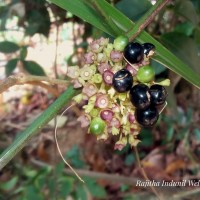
<box><xmin>149</xmin><ymin>84</ymin><xmax>167</xmax><ymax>105</ymax></box>
<box><xmin>112</xmin><ymin>69</ymin><xmax>133</xmax><ymax>93</ymax></box>
<box><xmin>135</xmin><ymin>106</ymin><xmax>159</xmax><ymax>127</ymax></box>
<box><xmin>142</xmin><ymin>43</ymin><xmax>155</xmax><ymax>57</ymax></box>
<box><xmin>130</xmin><ymin>84</ymin><xmax>151</xmax><ymax>110</ymax></box>
<box><xmin>124</xmin><ymin>42</ymin><xmax>144</xmax><ymax>64</ymax></box>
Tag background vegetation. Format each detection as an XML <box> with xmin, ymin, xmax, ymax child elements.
<box><xmin>0</xmin><ymin>0</ymin><xmax>200</xmax><ymax>199</ymax></box>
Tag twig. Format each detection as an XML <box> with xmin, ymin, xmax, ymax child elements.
<box><xmin>0</xmin><ymin>73</ymin><xmax>70</xmax><ymax>94</ymax></box>
<box><xmin>134</xmin><ymin>146</ymin><xmax>164</xmax><ymax>200</ymax></box>
<box><xmin>28</xmin><ymin>81</ymin><xmax>60</xmax><ymax>97</ymax></box>
<box><xmin>31</xmin><ymin>158</ymin><xmax>140</xmax><ymax>185</ymax></box>
<box><xmin>127</xmin><ymin>0</ymin><xmax>171</xmax><ymax>41</ymax></box>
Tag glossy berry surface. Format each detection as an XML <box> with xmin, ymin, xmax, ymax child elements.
<box><xmin>124</xmin><ymin>42</ymin><xmax>144</xmax><ymax>64</ymax></box>
<box><xmin>136</xmin><ymin>65</ymin><xmax>155</xmax><ymax>83</ymax></box>
<box><xmin>135</xmin><ymin>106</ymin><xmax>159</xmax><ymax>127</ymax></box>
<box><xmin>113</xmin><ymin>69</ymin><xmax>133</xmax><ymax>93</ymax></box>
<box><xmin>130</xmin><ymin>84</ymin><xmax>150</xmax><ymax>110</ymax></box>
<box><xmin>142</xmin><ymin>43</ymin><xmax>155</xmax><ymax>57</ymax></box>
<box><xmin>149</xmin><ymin>84</ymin><xmax>167</xmax><ymax>105</ymax></box>
<box><xmin>89</xmin><ymin>117</ymin><xmax>106</xmax><ymax>135</ymax></box>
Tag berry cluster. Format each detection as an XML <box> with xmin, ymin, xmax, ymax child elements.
<box><xmin>67</xmin><ymin>36</ymin><xmax>170</xmax><ymax>150</ymax></box>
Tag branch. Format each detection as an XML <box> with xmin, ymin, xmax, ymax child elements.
<box><xmin>0</xmin><ymin>73</ymin><xmax>70</xmax><ymax>94</ymax></box>
<box><xmin>31</xmin><ymin>159</ymin><xmax>139</xmax><ymax>185</ymax></box>
<box><xmin>127</xmin><ymin>0</ymin><xmax>171</xmax><ymax>41</ymax></box>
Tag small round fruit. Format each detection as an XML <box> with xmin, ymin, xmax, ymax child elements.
<box><xmin>149</xmin><ymin>84</ymin><xmax>167</xmax><ymax>105</ymax></box>
<box><xmin>135</xmin><ymin>106</ymin><xmax>159</xmax><ymax>127</ymax></box>
<box><xmin>112</xmin><ymin>69</ymin><xmax>133</xmax><ymax>93</ymax></box>
<box><xmin>89</xmin><ymin>117</ymin><xmax>106</xmax><ymax>135</ymax></box>
<box><xmin>130</xmin><ymin>84</ymin><xmax>151</xmax><ymax>110</ymax></box>
<box><xmin>136</xmin><ymin>65</ymin><xmax>155</xmax><ymax>83</ymax></box>
<box><xmin>124</xmin><ymin>42</ymin><xmax>144</xmax><ymax>64</ymax></box>
<box><xmin>113</xmin><ymin>35</ymin><xmax>129</xmax><ymax>51</ymax></box>
<box><xmin>142</xmin><ymin>43</ymin><xmax>155</xmax><ymax>58</ymax></box>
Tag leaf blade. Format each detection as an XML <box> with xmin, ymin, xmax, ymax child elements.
<box><xmin>23</xmin><ymin>61</ymin><xmax>46</xmax><ymax>76</ymax></box>
<box><xmin>5</xmin><ymin>58</ymin><xmax>18</xmax><ymax>76</ymax></box>
<box><xmin>0</xmin><ymin>41</ymin><xmax>20</xmax><ymax>53</ymax></box>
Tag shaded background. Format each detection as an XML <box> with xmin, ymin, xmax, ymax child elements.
<box><xmin>0</xmin><ymin>0</ymin><xmax>200</xmax><ymax>199</ymax></box>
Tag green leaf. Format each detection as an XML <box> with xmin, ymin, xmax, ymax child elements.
<box><xmin>174</xmin><ymin>0</ymin><xmax>200</xmax><ymax>26</ymax></box>
<box><xmin>192</xmin><ymin>0</ymin><xmax>200</xmax><ymax>14</ymax></box>
<box><xmin>160</xmin><ymin>32</ymin><xmax>200</xmax><ymax>74</ymax></box>
<box><xmin>0</xmin><ymin>176</ymin><xmax>18</xmax><ymax>191</ymax></box>
<box><xmin>139</xmin><ymin>129</ymin><xmax>154</xmax><ymax>147</ymax></box>
<box><xmin>174</xmin><ymin>22</ymin><xmax>194</xmax><ymax>36</ymax></box>
<box><xmin>151</xmin><ymin>60</ymin><xmax>167</xmax><ymax>76</ymax></box>
<box><xmin>124</xmin><ymin>154</ymin><xmax>135</xmax><ymax>166</ymax></box>
<box><xmin>166</xmin><ymin>125</ymin><xmax>174</xmax><ymax>142</ymax></box>
<box><xmin>24</xmin><ymin>186</ymin><xmax>44</xmax><ymax>200</ymax></box>
<box><xmin>65</xmin><ymin>145</ymin><xmax>85</xmax><ymax>168</ymax></box>
<box><xmin>75</xmin><ymin>183</ymin><xmax>87</xmax><ymax>200</ymax></box>
<box><xmin>0</xmin><ymin>41</ymin><xmax>20</xmax><ymax>53</ymax></box>
<box><xmin>59</xmin><ymin>177</ymin><xmax>74</xmax><ymax>198</ymax></box>
<box><xmin>48</xmin><ymin>0</ymin><xmax>200</xmax><ymax>89</ymax></box>
<box><xmin>5</xmin><ymin>58</ymin><xmax>18</xmax><ymax>76</ymax></box>
<box><xmin>116</xmin><ymin>0</ymin><xmax>151</xmax><ymax>21</ymax></box>
<box><xmin>194</xmin><ymin>128</ymin><xmax>200</xmax><ymax>142</ymax></box>
<box><xmin>194</xmin><ymin>27</ymin><xmax>200</xmax><ymax>45</ymax></box>
<box><xmin>85</xmin><ymin>177</ymin><xmax>107</xmax><ymax>198</ymax></box>
<box><xmin>23</xmin><ymin>61</ymin><xmax>46</xmax><ymax>76</ymax></box>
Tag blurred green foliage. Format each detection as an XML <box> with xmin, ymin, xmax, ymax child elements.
<box><xmin>1</xmin><ymin>0</ymin><xmax>200</xmax><ymax>199</ymax></box>
<box><xmin>0</xmin><ymin>145</ymin><xmax>106</xmax><ymax>200</ymax></box>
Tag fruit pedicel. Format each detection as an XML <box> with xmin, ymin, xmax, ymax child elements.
<box><xmin>66</xmin><ymin>36</ymin><xmax>170</xmax><ymax>150</ymax></box>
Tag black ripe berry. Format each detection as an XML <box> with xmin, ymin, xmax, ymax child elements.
<box><xmin>135</xmin><ymin>106</ymin><xmax>159</xmax><ymax>127</ymax></box>
<box><xmin>142</xmin><ymin>43</ymin><xmax>155</xmax><ymax>58</ymax></box>
<box><xmin>124</xmin><ymin>42</ymin><xmax>144</xmax><ymax>64</ymax></box>
<box><xmin>113</xmin><ymin>69</ymin><xmax>133</xmax><ymax>93</ymax></box>
<box><xmin>149</xmin><ymin>84</ymin><xmax>167</xmax><ymax>105</ymax></box>
<box><xmin>130</xmin><ymin>84</ymin><xmax>151</xmax><ymax>110</ymax></box>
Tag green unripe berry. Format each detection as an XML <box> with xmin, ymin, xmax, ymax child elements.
<box><xmin>89</xmin><ymin>117</ymin><xmax>106</xmax><ymax>135</ymax></box>
<box><xmin>113</xmin><ymin>35</ymin><xmax>129</xmax><ymax>51</ymax></box>
<box><xmin>136</xmin><ymin>65</ymin><xmax>155</xmax><ymax>83</ymax></box>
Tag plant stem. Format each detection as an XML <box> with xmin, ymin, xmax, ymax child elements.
<box><xmin>0</xmin><ymin>73</ymin><xmax>70</xmax><ymax>94</ymax></box>
<box><xmin>0</xmin><ymin>86</ymin><xmax>80</xmax><ymax>170</ymax></box>
<box><xmin>134</xmin><ymin>147</ymin><xmax>164</xmax><ymax>200</ymax></box>
<box><xmin>127</xmin><ymin>0</ymin><xmax>171</xmax><ymax>41</ymax></box>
